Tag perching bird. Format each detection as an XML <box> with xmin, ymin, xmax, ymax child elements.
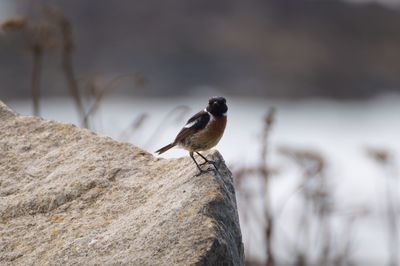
<box><xmin>156</xmin><ymin>96</ymin><xmax>228</xmax><ymax>175</ymax></box>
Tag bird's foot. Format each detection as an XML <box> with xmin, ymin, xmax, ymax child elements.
<box><xmin>195</xmin><ymin>165</ymin><xmax>221</xmax><ymax>177</ymax></box>
<box><xmin>195</xmin><ymin>168</ymin><xmax>212</xmax><ymax>176</ymax></box>
<box><xmin>208</xmin><ymin>160</ymin><xmax>220</xmax><ymax>172</ymax></box>
<box><xmin>199</xmin><ymin>159</ymin><xmax>216</xmax><ymax>166</ymax></box>
<box><xmin>209</xmin><ymin>164</ymin><xmax>221</xmax><ymax>175</ymax></box>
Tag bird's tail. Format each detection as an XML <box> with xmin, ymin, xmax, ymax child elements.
<box><xmin>155</xmin><ymin>143</ymin><xmax>176</xmax><ymax>155</ymax></box>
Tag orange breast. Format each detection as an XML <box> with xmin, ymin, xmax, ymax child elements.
<box><xmin>184</xmin><ymin>116</ymin><xmax>227</xmax><ymax>151</ymax></box>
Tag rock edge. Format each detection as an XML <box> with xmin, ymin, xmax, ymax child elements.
<box><xmin>0</xmin><ymin>101</ymin><xmax>244</xmax><ymax>266</ymax></box>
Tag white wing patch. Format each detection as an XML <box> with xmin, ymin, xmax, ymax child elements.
<box><xmin>184</xmin><ymin>120</ymin><xmax>197</xmax><ymax>128</ymax></box>
<box><xmin>183</xmin><ymin>111</ymin><xmax>211</xmax><ymax>129</ymax></box>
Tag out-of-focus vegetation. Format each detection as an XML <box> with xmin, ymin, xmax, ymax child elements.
<box><xmin>2</xmin><ymin>2</ymin><xmax>400</xmax><ymax>266</ymax></box>
<box><xmin>1</xmin><ymin>7</ymin><xmax>146</xmax><ymax>128</ymax></box>
<box><xmin>233</xmin><ymin>110</ymin><xmax>399</xmax><ymax>266</ymax></box>
<box><xmin>2</xmin><ymin>0</ymin><xmax>400</xmax><ymax>100</ymax></box>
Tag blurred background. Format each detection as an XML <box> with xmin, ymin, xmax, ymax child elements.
<box><xmin>1</xmin><ymin>0</ymin><xmax>400</xmax><ymax>265</ymax></box>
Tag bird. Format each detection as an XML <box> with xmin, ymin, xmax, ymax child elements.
<box><xmin>156</xmin><ymin>96</ymin><xmax>228</xmax><ymax>175</ymax></box>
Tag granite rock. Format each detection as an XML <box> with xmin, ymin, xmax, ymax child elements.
<box><xmin>0</xmin><ymin>101</ymin><xmax>244</xmax><ymax>266</ymax></box>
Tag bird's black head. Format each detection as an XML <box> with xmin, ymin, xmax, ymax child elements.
<box><xmin>206</xmin><ymin>96</ymin><xmax>228</xmax><ymax>117</ymax></box>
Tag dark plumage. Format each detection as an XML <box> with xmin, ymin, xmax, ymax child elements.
<box><xmin>156</xmin><ymin>97</ymin><xmax>228</xmax><ymax>175</ymax></box>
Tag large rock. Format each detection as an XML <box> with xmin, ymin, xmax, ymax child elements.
<box><xmin>0</xmin><ymin>101</ymin><xmax>244</xmax><ymax>265</ymax></box>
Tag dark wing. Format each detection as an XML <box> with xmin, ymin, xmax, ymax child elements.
<box><xmin>174</xmin><ymin>110</ymin><xmax>210</xmax><ymax>143</ymax></box>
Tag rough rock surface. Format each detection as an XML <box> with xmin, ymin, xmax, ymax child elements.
<box><xmin>0</xmin><ymin>101</ymin><xmax>244</xmax><ymax>265</ymax></box>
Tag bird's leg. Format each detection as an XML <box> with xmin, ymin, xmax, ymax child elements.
<box><xmin>196</xmin><ymin>152</ymin><xmax>216</xmax><ymax>166</ymax></box>
<box><xmin>190</xmin><ymin>151</ymin><xmax>207</xmax><ymax>176</ymax></box>
<box><xmin>196</xmin><ymin>152</ymin><xmax>220</xmax><ymax>174</ymax></box>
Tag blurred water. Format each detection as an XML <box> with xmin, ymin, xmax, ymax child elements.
<box><xmin>7</xmin><ymin>95</ymin><xmax>400</xmax><ymax>265</ymax></box>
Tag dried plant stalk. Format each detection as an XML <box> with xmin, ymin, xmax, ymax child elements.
<box><xmin>261</xmin><ymin>108</ymin><xmax>276</xmax><ymax>266</ymax></box>
<box><xmin>366</xmin><ymin>148</ymin><xmax>399</xmax><ymax>266</ymax></box>
<box><xmin>45</xmin><ymin>8</ymin><xmax>87</xmax><ymax>128</ymax></box>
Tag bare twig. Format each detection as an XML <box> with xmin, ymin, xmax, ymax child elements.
<box><xmin>1</xmin><ymin>16</ymin><xmax>45</xmax><ymax>116</ymax></box>
<box><xmin>366</xmin><ymin>148</ymin><xmax>399</xmax><ymax>266</ymax></box>
<box><xmin>261</xmin><ymin>108</ymin><xmax>276</xmax><ymax>266</ymax></box>
<box><xmin>118</xmin><ymin>113</ymin><xmax>149</xmax><ymax>141</ymax></box>
<box><xmin>233</xmin><ymin>107</ymin><xmax>276</xmax><ymax>266</ymax></box>
<box><xmin>82</xmin><ymin>73</ymin><xmax>146</xmax><ymax>127</ymax></box>
<box><xmin>144</xmin><ymin>105</ymin><xmax>190</xmax><ymax>149</ymax></box>
<box><xmin>278</xmin><ymin>146</ymin><xmax>334</xmax><ymax>265</ymax></box>
<box><xmin>45</xmin><ymin>7</ymin><xmax>87</xmax><ymax>127</ymax></box>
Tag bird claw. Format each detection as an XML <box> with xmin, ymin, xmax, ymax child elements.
<box><xmin>208</xmin><ymin>161</ymin><xmax>221</xmax><ymax>174</ymax></box>
<box><xmin>195</xmin><ymin>169</ymin><xmax>208</xmax><ymax>176</ymax></box>
<box><xmin>199</xmin><ymin>160</ymin><xmax>216</xmax><ymax>166</ymax></box>
<box><xmin>195</xmin><ymin>165</ymin><xmax>221</xmax><ymax>177</ymax></box>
